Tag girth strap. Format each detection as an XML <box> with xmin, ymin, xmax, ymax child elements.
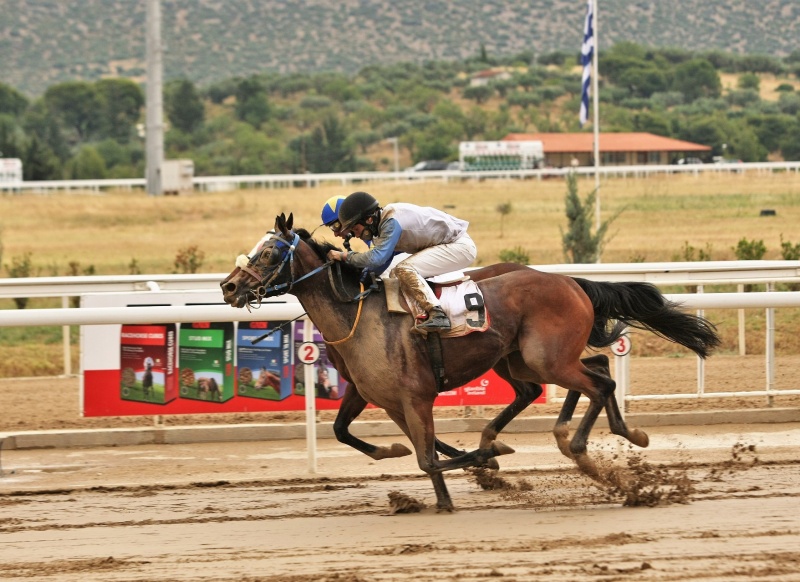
<box><xmin>426</xmin><ymin>332</ymin><xmax>447</xmax><ymax>392</ymax></box>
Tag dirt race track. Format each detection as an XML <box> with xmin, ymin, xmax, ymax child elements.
<box><xmin>3</xmin><ymin>421</ymin><xmax>800</xmax><ymax>581</ymax></box>
<box><xmin>2</xmin><ymin>355</ymin><xmax>800</xmax><ymax>581</ymax></box>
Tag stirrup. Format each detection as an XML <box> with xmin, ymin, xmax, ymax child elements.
<box><xmin>416</xmin><ymin>307</ymin><xmax>451</xmax><ymax>331</ymax></box>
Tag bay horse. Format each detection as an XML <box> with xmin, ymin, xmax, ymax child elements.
<box><xmin>221</xmin><ymin>214</ymin><xmax>719</xmax><ymax>510</ymax></box>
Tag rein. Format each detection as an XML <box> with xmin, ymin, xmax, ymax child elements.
<box><xmin>324</xmin><ymin>282</ymin><xmax>365</xmax><ymax>346</ymax></box>
<box><xmin>240</xmin><ymin>230</ymin><xmax>372</xmax><ymax>345</ymax></box>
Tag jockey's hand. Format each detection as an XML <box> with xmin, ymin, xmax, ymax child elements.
<box><xmin>327</xmin><ymin>249</ymin><xmax>347</xmax><ymax>262</ymax></box>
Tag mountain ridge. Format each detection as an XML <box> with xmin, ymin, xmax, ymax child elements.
<box><xmin>2</xmin><ymin>0</ymin><xmax>798</xmax><ymax>96</ymax></box>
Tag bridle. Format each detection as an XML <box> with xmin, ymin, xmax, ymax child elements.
<box><xmin>236</xmin><ymin>229</ymin><xmax>373</xmax><ymax>345</ymax></box>
<box><xmin>240</xmin><ymin>231</ymin><xmax>332</xmax><ymax>306</ymax></box>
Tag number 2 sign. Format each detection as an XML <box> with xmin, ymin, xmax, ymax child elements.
<box><xmin>612</xmin><ymin>335</ymin><xmax>632</xmax><ymax>357</ymax></box>
<box><xmin>298</xmin><ymin>341</ymin><xmax>320</xmax><ymax>364</ymax></box>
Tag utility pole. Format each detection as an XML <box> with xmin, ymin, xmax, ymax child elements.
<box><xmin>385</xmin><ymin>137</ymin><xmax>399</xmax><ymax>172</ymax></box>
<box><xmin>145</xmin><ymin>0</ymin><xmax>164</xmax><ymax>196</ymax></box>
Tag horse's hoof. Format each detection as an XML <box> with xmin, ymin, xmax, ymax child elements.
<box><xmin>491</xmin><ymin>441</ymin><xmax>515</xmax><ymax>456</ymax></box>
<box><xmin>373</xmin><ymin>443</ymin><xmax>412</xmax><ymax>460</ymax></box>
<box><xmin>436</xmin><ymin>504</ymin><xmax>455</xmax><ymax>513</ymax></box>
<box><xmin>390</xmin><ymin>443</ymin><xmax>413</xmax><ymax>457</ymax></box>
<box><xmin>629</xmin><ymin>428</ymin><xmax>650</xmax><ymax>448</ymax></box>
<box><xmin>483</xmin><ymin>458</ymin><xmax>500</xmax><ymax>471</ymax></box>
<box><xmin>574</xmin><ymin>453</ymin><xmax>604</xmax><ymax>483</ymax></box>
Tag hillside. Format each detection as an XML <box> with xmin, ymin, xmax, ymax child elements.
<box><xmin>2</xmin><ymin>0</ymin><xmax>799</xmax><ymax>96</ymax></box>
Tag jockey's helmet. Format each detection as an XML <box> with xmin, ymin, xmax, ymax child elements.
<box><xmin>339</xmin><ymin>191</ymin><xmax>380</xmax><ymax>232</ymax></box>
<box><xmin>321</xmin><ymin>195</ymin><xmax>346</xmax><ymax>228</ymax></box>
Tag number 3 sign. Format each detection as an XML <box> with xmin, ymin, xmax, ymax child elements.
<box><xmin>298</xmin><ymin>341</ymin><xmax>320</xmax><ymax>364</ymax></box>
<box><xmin>612</xmin><ymin>335</ymin><xmax>632</xmax><ymax>357</ymax></box>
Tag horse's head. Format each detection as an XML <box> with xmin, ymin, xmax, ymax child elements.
<box><xmin>220</xmin><ymin>212</ymin><xmax>336</xmax><ymax>309</ymax></box>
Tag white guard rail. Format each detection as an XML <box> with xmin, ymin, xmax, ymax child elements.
<box><xmin>2</xmin><ymin>261</ymin><xmax>800</xmax><ymax>299</ymax></box>
<box><xmin>2</xmin><ymin>161</ymin><xmax>799</xmax><ymax>193</ymax></box>
<box><xmin>1</xmin><ymin>287</ymin><xmax>799</xmax><ymax>414</ymax></box>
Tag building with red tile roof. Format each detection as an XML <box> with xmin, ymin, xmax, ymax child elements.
<box><xmin>504</xmin><ymin>132</ymin><xmax>711</xmax><ymax>167</ymax></box>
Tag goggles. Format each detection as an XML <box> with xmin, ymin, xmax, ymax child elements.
<box><xmin>325</xmin><ymin>219</ymin><xmax>342</xmax><ymax>231</ymax></box>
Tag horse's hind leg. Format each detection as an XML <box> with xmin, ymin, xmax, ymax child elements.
<box><xmin>553</xmin><ymin>389</ymin><xmax>582</xmax><ymax>459</ymax></box>
<box><xmin>565</xmin><ymin>365</ymin><xmax>619</xmax><ymax>480</ymax></box>
<box><xmin>582</xmin><ymin>354</ymin><xmax>649</xmax><ymax>449</ymax></box>
<box><xmin>333</xmin><ymin>384</ymin><xmax>412</xmax><ymax>460</ymax></box>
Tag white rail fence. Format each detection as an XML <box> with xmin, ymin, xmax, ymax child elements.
<box><xmin>2</xmin><ymin>161</ymin><xmax>799</xmax><ymax>194</ymax></box>
<box><xmin>1</xmin><ymin>261</ymin><xmax>799</xmax><ymax>411</ymax></box>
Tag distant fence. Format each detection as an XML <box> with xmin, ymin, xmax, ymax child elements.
<box><xmin>2</xmin><ymin>161</ymin><xmax>799</xmax><ymax>194</ymax></box>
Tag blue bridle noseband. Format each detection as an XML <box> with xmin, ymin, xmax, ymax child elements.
<box><xmin>250</xmin><ymin>231</ymin><xmax>332</xmax><ymax>298</ymax></box>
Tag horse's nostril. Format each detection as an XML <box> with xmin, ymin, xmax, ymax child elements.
<box><xmin>222</xmin><ymin>281</ymin><xmax>237</xmax><ymax>294</ymax></box>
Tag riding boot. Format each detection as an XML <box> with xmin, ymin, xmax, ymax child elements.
<box><xmin>394</xmin><ymin>266</ymin><xmax>451</xmax><ymax>332</ymax></box>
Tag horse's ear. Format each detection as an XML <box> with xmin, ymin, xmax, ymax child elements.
<box><xmin>286</xmin><ymin>213</ymin><xmax>294</xmax><ymax>231</ymax></box>
<box><xmin>275</xmin><ymin>213</ymin><xmax>285</xmax><ymax>233</ymax></box>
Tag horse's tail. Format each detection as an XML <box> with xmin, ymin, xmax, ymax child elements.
<box><xmin>572</xmin><ymin>277</ymin><xmax>721</xmax><ymax>359</ymax></box>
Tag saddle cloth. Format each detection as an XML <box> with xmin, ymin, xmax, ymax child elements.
<box><xmin>384</xmin><ymin>274</ymin><xmax>490</xmax><ymax>338</ymax></box>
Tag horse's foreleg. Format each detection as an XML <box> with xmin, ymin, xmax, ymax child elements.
<box><xmin>332</xmin><ymin>384</ymin><xmax>412</xmax><ymax>460</ymax></box>
<box><xmin>478</xmin><ymin>356</ymin><xmax>543</xmax><ymax>450</ymax></box>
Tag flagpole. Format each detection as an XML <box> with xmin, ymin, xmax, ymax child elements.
<box><xmin>592</xmin><ymin>0</ymin><xmax>601</xmax><ymax>234</ymax></box>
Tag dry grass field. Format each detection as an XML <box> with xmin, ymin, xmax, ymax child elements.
<box><xmin>1</xmin><ymin>170</ymin><xmax>800</xmax><ymax>376</ymax></box>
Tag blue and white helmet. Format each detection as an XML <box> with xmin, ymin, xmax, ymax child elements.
<box><xmin>321</xmin><ymin>195</ymin><xmax>346</xmax><ymax>227</ymax></box>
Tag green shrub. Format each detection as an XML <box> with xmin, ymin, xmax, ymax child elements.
<box><xmin>779</xmin><ymin>234</ymin><xmax>800</xmax><ymax>260</ymax></box>
<box><xmin>672</xmin><ymin>241</ymin><xmax>713</xmax><ymax>261</ymax></box>
<box><xmin>6</xmin><ymin>252</ymin><xmax>34</xmax><ymax>309</ymax></box>
<box><xmin>733</xmin><ymin>238</ymin><xmax>767</xmax><ymax>260</ymax></box>
<box><xmin>173</xmin><ymin>245</ymin><xmax>205</xmax><ymax>274</ymax></box>
<box><xmin>499</xmin><ymin>246</ymin><xmax>529</xmax><ymax>265</ymax></box>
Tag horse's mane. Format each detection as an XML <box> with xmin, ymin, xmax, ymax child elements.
<box><xmin>295</xmin><ymin>228</ymin><xmax>363</xmax><ymax>284</ymax></box>
<box><xmin>296</xmin><ymin>228</ymin><xmax>339</xmax><ymax>258</ymax></box>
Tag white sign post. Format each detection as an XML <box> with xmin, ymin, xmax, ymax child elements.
<box><xmin>298</xmin><ymin>331</ymin><xmax>319</xmax><ymax>473</ymax></box>
<box><xmin>611</xmin><ymin>333</ymin><xmax>631</xmax><ymax>415</ymax></box>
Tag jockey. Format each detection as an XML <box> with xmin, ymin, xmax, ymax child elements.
<box><xmin>326</xmin><ymin>191</ymin><xmax>477</xmax><ymax>332</ymax></box>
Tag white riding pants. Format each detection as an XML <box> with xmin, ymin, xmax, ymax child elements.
<box><xmin>391</xmin><ymin>233</ymin><xmax>477</xmax><ymax>311</ymax></box>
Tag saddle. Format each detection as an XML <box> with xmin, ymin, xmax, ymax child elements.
<box><xmin>383</xmin><ymin>274</ymin><xmax>490</xmax><ymax>338</ymax></box>
<box><xmin>327</xmin><ymin>262</ymin><xmax>490</xmax><ymax>392</ymax></box>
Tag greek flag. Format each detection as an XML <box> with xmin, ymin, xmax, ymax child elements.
<box><xmin>579</xmin><ymin>0</ymin><xmax>594</xmax><ymax>127</ymax></box>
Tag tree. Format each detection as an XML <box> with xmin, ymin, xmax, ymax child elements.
<box><xmin>496</xmin><ymin>202</ymin><xmax>512</xmax><ymax>238</ymax></box>
<box><xmin>235</xmin><ymin>76</ymin><xmax>271</xmax><ymax>127</ymax></box>
<box><xmin>462</xmin><ymin>85</ymin><xmax>494</xmax><ymax>104</ymax></box>
<box><xmin>95</xmin><ymin>78</ymin><xmax>144</xmax><ymax>142</ymax></box>
<box><xmin>672</xmin><ymin>59</ymin><xmax>721</xmax><ymax>102</ymax></box>
<box><xmin>290</xmin><ymin>114</ymin><xmax>355</xmax><ymax>173</ymax></box>
<box><xmin>166</xmin><ymin>79</ymin><xmax>205</xmax><ymax>133</ymax></box>
<box><xmin>44</xmin><ymin>81</ymin><xmax>103</xmax><ymax>140</ymax></box>
<box><xmin>0</xmin><ymin>115</ymin><xmax>24</xmax><ymax>158</ymax></box>
<box><xmin>560</xmin><ymin>172</ymin><xmax>618</xmax><ymax>264</ymax></box>
<box><xmin>0</xmin><ymin>83</ymin><xmax>29</xmax><ymax>117</ymax></box>
<box><xmin>22</xmin><ymin>99</ymin><xmax>70</xmax><ymax>162</ymax></box>
<box><xmin>23</xmin><ymin>135</ymin><xmax>61</xmax><ymax>180</ymax></box>
<box><xmin>66</xmin><ymin>145</ymin><xmax>107</xmax><ymax>179</ymax></box>
<box><xmin>738</xmin><ymin>72</ymin><xmax>760</xmax><ymax>91</ymax></box>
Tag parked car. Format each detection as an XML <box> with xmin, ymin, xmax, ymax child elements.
<box><xmin>676</xmin><ymin>157</ymin><xmax>704</xmax><ymax>165</ymax></box>
<box><xmin>405</xmin><ymin>160</ymin><xmax>449</xmax><ymax>172</ymax></box>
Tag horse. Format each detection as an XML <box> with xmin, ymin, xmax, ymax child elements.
<box><xmin>198</xmin><ymin>377</ymin><xmax>222</xmax><ymax>401</ymax></box>
<box><xmin>221</xmin><ymin>214</ymin><xmax>720</xmax><ymax>510</ymax></box>
<box><xmin>142</xmin><ymin>357</ymin><xmax>154</xmax><ymax>400</ymax></box>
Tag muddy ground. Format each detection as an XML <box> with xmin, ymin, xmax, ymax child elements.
<box><xmin>1</xmin><ymin>355</ymin><xmax>800</xmax><ymax>581</ymax></box>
